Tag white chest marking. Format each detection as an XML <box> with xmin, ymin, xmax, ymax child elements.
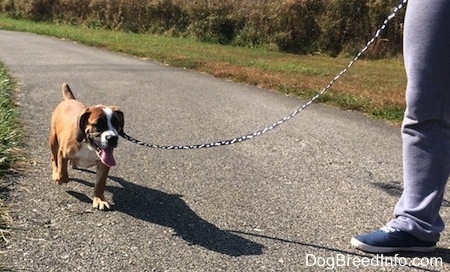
<box><xmin>73</xmin><ymin>142</ymin><xmax>99</xmax><ymax>167</ymax></box>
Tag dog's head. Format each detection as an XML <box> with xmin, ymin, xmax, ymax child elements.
<box><xmin>76</xmin><ymin>106</ymin><xmax>124</xmax><ymax>167</ymax></box>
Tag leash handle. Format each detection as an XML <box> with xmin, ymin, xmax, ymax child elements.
<box><xmin>121</xmin><ymin>0</ymin><xmax>408</xmax><ymax>150</ymax></box>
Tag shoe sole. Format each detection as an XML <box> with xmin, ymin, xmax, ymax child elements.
<box><xmin>350</xmin><ymin>237</ymin><xmax>436</xmax><ymax>254</ymax></box>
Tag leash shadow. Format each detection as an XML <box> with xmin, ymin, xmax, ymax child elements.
<box><xmin>229</xmin><ymin>230</ymin><xmax>449</xmax><ymax>271</ymax></box>
<box><xmin>69</xmin><ymin>169</ymin><xmax>264</xmax><ymax>257</ymax></box>
<box><xmin>230</xmin><ymin>229</ymin><xmax>450</xmax><ymax>259</ymax></box>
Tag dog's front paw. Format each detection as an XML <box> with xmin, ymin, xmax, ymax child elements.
<box><xmin>92</xmin><ymin>197</ymin><xmax>111</xmax><ymax>210</ymax></box>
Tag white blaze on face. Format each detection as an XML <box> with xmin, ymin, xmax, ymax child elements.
<box><xmin>101</xmin><ymin>107</ymin><xmax>119</xmax><ymax>146</ymax></box>
<box><xmin>97</xmin><ymin>107</ymin><xmax>119</xmax><ymax>167</ymax></box>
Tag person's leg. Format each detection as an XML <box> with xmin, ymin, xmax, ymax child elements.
<box><xmin>388</xmin><ymin>0</ymin><xmax>450</xmax><ymax>243</ymax></box>
<box><xmin>352</xmin><ymin>0</ymin><xmax>450</xmax><ymax>253</ymax></box>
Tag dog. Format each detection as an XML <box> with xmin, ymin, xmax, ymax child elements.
<box><xmin>49</xmin><ymin>83</ymin><xmax>124</xmax><ymax>210</ymax></box>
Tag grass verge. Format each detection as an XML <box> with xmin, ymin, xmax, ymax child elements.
<box><xmin>0</xmin><ymin>15</ymin><xmax>407</xmax><ymax>125</ymax></box>
<box><xmin>0</xmin><ymin>62</ymin><xmax>21</xmax><ymax>264</ymax></box>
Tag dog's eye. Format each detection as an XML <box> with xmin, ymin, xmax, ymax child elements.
<box><xmin>89</xmin><ymin>131</ymin><xmax>101</xmax><ymax>137</ymax></box>
<box><xmin>111</xmin><ymin>118</ymin><xmax>120</xmax><ymax>129</ymax></box>
<box><xmin>91</xmin><ymin>122</ymin><xmax>106</xmax><ymax>131</ymax></box>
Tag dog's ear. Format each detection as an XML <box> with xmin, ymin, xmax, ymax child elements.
<box><xmin>76</xmin><ymin>109</ymin><xmax>91</xmax><ymax>142</ymax></box>
<box><xmin>111</xmin><ymin>107</ymin><xmax>125</xmax><ymax>136</ymax></box>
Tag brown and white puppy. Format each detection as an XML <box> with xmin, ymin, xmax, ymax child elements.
<box><xmin>49</xmin><ymin>83</ymin><xmax>124</xmax><ymax>210</ymax></box>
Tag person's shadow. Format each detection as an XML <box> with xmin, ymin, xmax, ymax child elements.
<box><xmin>67</xmin><ymin>170</ymin><xmax>264</xmax><ymax>257</ymax></box>
<box><xmin>68</xmin><ymin>171</ymin><xmax>450</xmax><ymax>266</ymax></box>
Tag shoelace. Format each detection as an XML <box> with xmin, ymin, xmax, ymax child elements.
<box><xmin>380</xmin><ymin>226</ymin><xmax>398</xmax><ymax>233</ymax></box>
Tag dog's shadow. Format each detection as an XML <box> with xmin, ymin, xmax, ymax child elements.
<box><xmin>68</xmin><ymin>170</ymin><xmax>264</xmax><ymax>257</ymax></box>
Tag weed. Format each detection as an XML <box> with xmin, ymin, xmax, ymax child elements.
<box><xmin>0</xmin><ymin>63</ymin><xmax>20</xmax><ymax>251</ymax></box>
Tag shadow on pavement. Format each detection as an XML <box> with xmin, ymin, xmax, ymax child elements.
<box><xmin>373</xmin><ymin>181</ymin><xmax>450</xmax><ymax>207</ymax></box>
<box><xmin>68</xmin><ymin>171</ymin><xmax>264</xmax><ymax>257</ymax></box>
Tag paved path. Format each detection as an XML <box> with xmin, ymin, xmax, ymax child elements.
<box><xmin>0</xmin><ymin>30</ymin><xmax>448</xmax><ymax>271</ymax></box>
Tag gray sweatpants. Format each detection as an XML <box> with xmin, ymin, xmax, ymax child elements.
<box><xmin>387</xmin><ymin>0</ymin><xmax>450</xmax><ymax>242</ymax></box>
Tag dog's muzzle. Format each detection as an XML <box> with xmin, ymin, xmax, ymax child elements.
<box><xmin>86</xmin><ymin>131</ymin><xmax>118</xmax><ymax>167</ymax></box>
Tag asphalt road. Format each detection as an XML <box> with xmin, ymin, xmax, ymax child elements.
<box><xmin>1</xmin><ymin>30</ymin><xmax>449</xmax><ymax>271</ymax></box>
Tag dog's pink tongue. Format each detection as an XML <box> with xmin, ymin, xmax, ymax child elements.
<box><xmin>98</xmin><ymin>147</ymin><xmax>116</xmax><ymax>167</ymax></box>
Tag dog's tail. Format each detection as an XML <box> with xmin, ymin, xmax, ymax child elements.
<box><xmin>62</xmin><ymin>83</ymin><xmax>76</xmax><ymax>100</ymax></box>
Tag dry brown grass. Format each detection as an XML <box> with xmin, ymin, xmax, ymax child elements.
<box><xmin>200</xmin><ymin>55</ymin><xmax>406</xmax><ymax>114</ymax></box>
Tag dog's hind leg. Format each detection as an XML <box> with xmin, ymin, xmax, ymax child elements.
<box><xmin>69</xmin><ymin>159</ymin><xmax>79</xmax><ymax>169</ymax></box>
<box><xmin>52</xmin><ymin>149</ymin><xmax>69</xmax><ymax>185</ymax></box>
<box><xmin>60</xmin><ymin>156</ymin><xmax>69</xmax><ymax>184</ymax></box>
<box><xmin>49</xmin><ymin>129</ymin><xmax>60</xmax><ymax>182</ymax></box>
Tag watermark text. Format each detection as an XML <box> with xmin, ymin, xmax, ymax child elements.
<box><xmin>305</xmin><ymin>253</ymin><xmax>442</xmax><ymax>270</ymax></box>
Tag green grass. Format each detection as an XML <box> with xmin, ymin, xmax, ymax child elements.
<box><xmin>0</xmin><ymin>15</ymin><xmax>407</xmax><ymax>123</ymax></box>
<box><xmin>0</xmin><ymin>62</ymin><xmax>20</xmax><ymax>261</ymax></box>
<box><xmin>0</xmin><ymin>68</ymin><xmax>20</xmax><ymax>173</ymax></box>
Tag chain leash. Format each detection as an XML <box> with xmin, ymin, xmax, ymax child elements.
<box><xmin>121</xmin><ymin>0</ymin><xmax>408</xmax><ymax>150</ymax></box>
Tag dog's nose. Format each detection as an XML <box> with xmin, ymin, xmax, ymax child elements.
<box><xmin>107</xmin><ymin>135</ymin><xmax>118</xmax><ymax>146</ymax></box>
